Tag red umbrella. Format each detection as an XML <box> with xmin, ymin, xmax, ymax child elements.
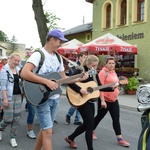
<box><xmin>57</xmin><ymin>39</ymin><xmax>84</xmax><ymax>56</ymax></box>
<box><xmin>78</xmin><ymin>33</ymin><xmax>137</xmax><ymax>55</ymax></box>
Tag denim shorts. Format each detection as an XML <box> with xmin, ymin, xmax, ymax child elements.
<box><xmin>36</xmin><ymin>97</ymin><xmax>60</xmax><ymax>130</ymax></box>
<box><xmin>27</xmin><ymin>102</ymin><xmax>36</xmax><ymax>124</ymax></box>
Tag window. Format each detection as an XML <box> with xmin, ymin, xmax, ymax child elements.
<box><xmin>106</xmin><ymin>4</ymin><xmax>111</xmax><ymax>28</ymax></box>
<box><xmin>85</xmin><ymin>33</ymin><xmax>91</xmax><ymax>42</ymax></box>
<box><xmin>137</xmin><ymin>0</ymin><xmax>144</xmax><ymax>21</ymax></box>
<box><xmin>120</xmin><ymin>0</ymin><xmax>127</xmax><ymax>25</ymax></box>
<box><xmin>116</xmin><ymin>0</ymin><xmax>129</xmax><ymax>27</ymax></box>
<box><xmin>101</xmin><ymin>2</ymin><xmax>113</xmax><ymax>30</ymax></box>
<box><xmin>132</xmin><ymin>0</ymin><xmax>147</xmax><ymax>23</ymax></box>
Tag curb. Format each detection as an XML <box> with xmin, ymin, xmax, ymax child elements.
<box><xmin>61</xmin><ymin>92</ymin><xmax>138</xmax><ymax>112</ymax></box>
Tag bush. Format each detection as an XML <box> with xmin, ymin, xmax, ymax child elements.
<box><xmin>124</xmin><ymin>77</ymin><xmax>140</xmax><ymax>91</ymax></box>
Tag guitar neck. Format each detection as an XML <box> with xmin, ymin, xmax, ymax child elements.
<box><xmin>93</xmin><ymin>82</ymin><xmax>117</xmax><ymax>91</ymax></box>
<box><xmin>56</xmin><ymin>73</ymin><xmax>83</xmax><ymax>85</ymax></box>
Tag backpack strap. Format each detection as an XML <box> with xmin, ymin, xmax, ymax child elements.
<box><xmin>35</xmin><ymin>50</ymin><xmax>45</xmax><ymax>73</ymax></box>
<box><xmin>55</xmin><ymin>52</ymin><xmax>61</xmax><ymax>63</ymax></box>
<box><xmin>104</xmin><ymin>70</ymin><xmax>108</xmax><ymax>81</ymax></box>
<box><xmin>104</xmin><ymin>70</ymin><xmax>117</xmax><ymax>81</ymax></box>
<box><xmin>35</xmin><ymin>50</ymin><xmax>61</xmax><ymax>74</ymax></box>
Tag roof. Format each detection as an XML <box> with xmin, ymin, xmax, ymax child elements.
<box><xmin>63</xmin><ymin>22</ymin><xmax>92</xmax><ymax>36</ymax></box>
<box><xmin>0</xmin><ymin>44</ymin><xmax>7</xmax><ymax>49</ymax></box>
<box><xmin>85</xmin><ymin>0</ymin><xmax>93</xmax><ymax>3</ymax></box>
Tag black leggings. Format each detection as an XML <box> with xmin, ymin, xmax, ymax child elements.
<box><xmin>94</xmin><ymin>100</ymin><xmax>121</xmax><ymax>136</ymax></box>
<box><xmin>68</xmin><ymin>102</ymin><xmax>95</xmax><ymax>150</ymax></box>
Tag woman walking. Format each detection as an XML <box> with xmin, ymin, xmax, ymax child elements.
<box><xmin>0</xmin><ymin>53</ymin><xmax>22</xmax><ymax>147</ymax></box>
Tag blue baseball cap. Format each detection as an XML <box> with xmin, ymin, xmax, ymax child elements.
<box><xmin>48</xmin><ymin>29</ymin><xmax>68</xmax><ymax>42</ymax></box>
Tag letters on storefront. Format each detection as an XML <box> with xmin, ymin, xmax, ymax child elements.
<box><xmin>117</xmin><ymin>33</ymin><xmax>144</xmax><ymax>41</ymax></box>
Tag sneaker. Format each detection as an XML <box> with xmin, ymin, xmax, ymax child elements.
<box><xmin>65</xmin><ymin>137</ymin><xmax>77</xmax><ymax>149</ymax></box>
<box><xmin>27</xmin><ymin>130</ymin><xmax>36</xmax><ymax>139</ymax></box>
<box><xmin>0</xmin><ymin>131</ymin><xmax>2</xmax><ymax>141</ymax></box>
<box><xmin>92</xmin><ymin>131</ymin><xmax>97</xmax><ymax>140</ymax></box>
<box><xmin>117</xmin><ymin>138</ymin><xmax>130</xmax><ymax>147</ymax></box>
<box><xmin>66</xmin><ymin>115</ymin><xmax>71</xmax><ymax>124</ymax></box>
<box><xmin>10</xmin><ymin>138</ymin><xmax>18</xmax><ymax>147</ymax></box>
<box><xmin>74</xmin><ymin>121</ymin><xmax>82</xmax><ymax>125</ymax></box>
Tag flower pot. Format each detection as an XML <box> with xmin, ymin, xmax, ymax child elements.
<box><xmin>126</xmin><ymin>89</ymin><xmax>137</xmax><ymax>95</ymax></box>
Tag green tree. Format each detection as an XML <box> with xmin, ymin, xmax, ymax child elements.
<box><xmin>45</xmin><ymin>11</ymin><xmax>60</xmax><ymax>30</ymax></box>
<box><xmin>10</xmin><ymin>35</ymin><xmax>18</xmax><ymax>51</ymax></box>
<box><xmin>0</xmin><ymin>30</ymin><xmax>8</xmax><ymax>41</ymax></box>
<box><xmin>7</xmin><ymin>35</ymin><xmax>18</xmax><ymax>55</ymax></box>
<box><xmin>32</xmin><ymin>0</ymin><xmax>60</xmax><ymax>47</ymax></box>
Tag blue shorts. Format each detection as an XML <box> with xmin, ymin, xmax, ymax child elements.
<box><xmin>36</xmin><ymin>97</ymin><xmax>60</xmax><ymax>130</ymax></box>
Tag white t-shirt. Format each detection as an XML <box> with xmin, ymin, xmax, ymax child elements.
<box><xmin>27</xmin><ymin>48</ymin><xmax>64</xmax><ymax>99</ymax></box>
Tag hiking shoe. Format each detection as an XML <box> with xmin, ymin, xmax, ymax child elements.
<box><xmin>92</xmin><ymin>131</ymin><xmax>97</xmax><ymax>140</ymax></box>
<box><xmin>65</xmin><ymin>137</ymin><xmax>77</xmax><ymax>149</ymax></box>
<box><xmin>117</xmin><ymin>138</ymin><xmax>130</xmax><ymax>147</ymax></box>
<box><xmin>10</xmin><ymin>138</ymin><xmax>18</xmax><ymax>147</ymax></box>
<box><xmin>74</xmin><ymin>121</ymin><xmax>82</xmax><ymax>125</ymax></box>
<box><xmin>27</xmin><ymin>130</ymin><xmax>36</xmax><ymax>139</ymax></box>
<box><xmin>0</xmin><ymin>131</ymin><xmax>2</xmax><ymax>141</ymax></box>
<box><xmin>66</xmin><ymin>115</ymin><xmax>71</xmax><ymax>124</ymax></box>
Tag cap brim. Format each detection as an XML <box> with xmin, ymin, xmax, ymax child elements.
<box><xmin>59</xmin><ymin>37</ymin><xmax>68</xmax><ymax>42</ymax></box>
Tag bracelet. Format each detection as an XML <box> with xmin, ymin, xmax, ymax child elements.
<box><xmin>78</xmin><ymin>78</ymin><xmax>80</xmax><ymax>82</ymax></box>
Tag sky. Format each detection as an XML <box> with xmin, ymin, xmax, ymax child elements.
<box><xmin>0</xmin><ymin>0</ymin><xmax>92</xmax><ymax>48</ymax></box>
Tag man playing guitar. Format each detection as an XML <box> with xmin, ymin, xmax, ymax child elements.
<box><xmin>20</xmin><ymin>29</ymin><xmax>88</xmax><ymax>150</ymax></box>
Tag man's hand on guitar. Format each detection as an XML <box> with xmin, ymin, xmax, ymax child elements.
<box><xmin>80</xmin><ymin>89</ymin><xmax>88</xmax><ymax>96</ymax></box>
<box><xmin>46</xmin><ymin>80</ymin><xmax>58</xmax><ymax>90</ymax></box>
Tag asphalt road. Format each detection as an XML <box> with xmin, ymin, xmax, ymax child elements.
<box><xmin>0</xmin><ymin>95</ymin><xmax>142</xmax><ymax>150</ymax></box>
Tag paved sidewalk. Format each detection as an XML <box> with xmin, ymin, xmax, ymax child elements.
<box><xmin>61</xmin><ymin>85</ymin><xmax>138</xmax><ymax>111</ymax></box>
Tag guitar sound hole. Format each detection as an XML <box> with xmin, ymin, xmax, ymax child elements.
<box><xmin>87</xmin><ymin>87</ymin><xmax>93</xmax><ymax>93</ymax></box>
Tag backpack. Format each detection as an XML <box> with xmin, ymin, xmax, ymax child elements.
<box><xmin>19</xmin><ymin>49</ymin><xmax>61</xmax><ymax>101</ymax></box>
<box><xmin>20</xmin><ymin>49</ymin><xmax>61</xmax><ymax>74</ymax></box>
<box><xmin>35</xmin><ymin>49</ymin><xmax>61</xmax><ymax>73</ymax></box>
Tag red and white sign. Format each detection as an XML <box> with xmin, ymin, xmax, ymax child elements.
<box><xmin>57</xmin><ymin>39</ymin><xmax>84</xmax><ymax>56</ymax></box>
<box><xmin>78</xmin><ymin>33</ymin><xmax>138</xmax><ymax>55</ymax></box>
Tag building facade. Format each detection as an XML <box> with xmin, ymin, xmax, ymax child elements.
<box><xmin>88</xmin><ymin>0</ymin><xmax>150</xmax><ymax>79</ymax></box>
<box><xmin>0</xmin><ymin>45</ymin><xmax>7</xmax><ymax>57</ymax></box>
<box><xmin>0</xmin><ymin>41</ymin><xmax>26</xmax><ymax>59</ymax></box>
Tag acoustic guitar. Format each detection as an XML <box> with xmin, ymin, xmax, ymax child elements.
<box><xmin>67</xmin><ymin>81</ymin><xmax>117</xmax><ymax>107</ymax></box>
<box><xmin>23</xmin><ymin>69</ymin><xmax>96</xmax><ymax>106</ymax></box>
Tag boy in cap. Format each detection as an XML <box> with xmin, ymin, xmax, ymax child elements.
<box><xmin>20</xmin><ymin>29</ymin><xmax>88</xmax><ymax>150</ymax></box>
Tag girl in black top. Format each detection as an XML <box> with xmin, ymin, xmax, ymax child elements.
<box><xmin>65</xmin><ymin>55</ymin><xmax>114</xmax><ymax>150</ymax></box>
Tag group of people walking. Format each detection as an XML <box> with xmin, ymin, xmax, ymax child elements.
<box><xmin>0</xmin><ymin>29</ymin><xmax>130</xmax><ymax>150</ymax></box>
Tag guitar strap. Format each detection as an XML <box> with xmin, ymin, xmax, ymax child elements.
<box><xmin>55</xmin><ymin>51</ymin><xmax>84</xmax><ymax>71</ymax></box>
<box><xmin>92</xmin><ymin>73</ymin><xmax>99</xmax><ymax>108</ymax></box>
<box><xmin>93</xmin><ymin>74</ymin><xmax>98</xmax><ymax>86</ymax></box>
